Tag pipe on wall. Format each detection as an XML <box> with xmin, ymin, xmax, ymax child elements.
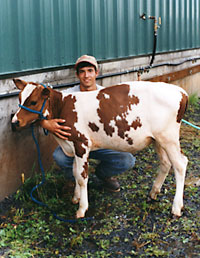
<box><xmin>0</xmin><ymin>56</ymin><xmax>200</xmax><ymax>100</ymax></box>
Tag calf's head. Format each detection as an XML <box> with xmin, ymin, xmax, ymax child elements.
<box><xmin>11</xmin><ymin>79</ymin><xmax>50</xmax><ymax>130</ymax></box>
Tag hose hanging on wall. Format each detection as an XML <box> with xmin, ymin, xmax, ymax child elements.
<box><xmin>149</xmin><ymin>16</ymin><xmax>158</xmax><ymax>66</ymax></box>
<box><xmin>150</xmin><ymin>31</ymin><xmax>157</xmax><ymax>66</ymax></box>
<box><xmin>140</xmin><ymin>13</ymin><xmax>161</xmax><ymax>67</ymax></box>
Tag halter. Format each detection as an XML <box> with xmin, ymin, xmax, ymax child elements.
<box><xmin>19</xmin><ymin>83</ymin><xmax>48</xmax><ymax>120</ymax></box>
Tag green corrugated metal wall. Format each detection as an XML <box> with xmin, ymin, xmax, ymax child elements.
<box><xmin>0</xmin><ymin>0</ymin><xmax>200</xmax><ymax>76</ymax></box>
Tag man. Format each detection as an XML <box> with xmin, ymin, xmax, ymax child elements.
<box><xmin>40</xmin><ymin>55</ymin><xmax>136</xmax><ymax>192</ymax></box>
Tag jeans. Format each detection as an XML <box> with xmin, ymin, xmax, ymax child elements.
<box><xmin>53</xmin><ymin>146</ymin><xmax>136</xmax><ymax>180</ymax></box>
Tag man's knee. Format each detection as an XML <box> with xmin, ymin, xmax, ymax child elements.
<box><xmin>53</xmin><ymin>147</ymin><xmax>63</xmax><ymax>166</ymax></box>
<box><xmin>122</xmin><ymin>153</ymin><xmax>136</xmax><ymax>170</ymax></box>
<box><xmin>53</xmin><ymin>146</ymin><xmax>73</xmax><ymax>168</ymax></box>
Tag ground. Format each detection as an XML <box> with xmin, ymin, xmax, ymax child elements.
<box><xmin>0</xmin><ymin>97</ymin><xmax>199</xmax><ymax>258</ymax></box>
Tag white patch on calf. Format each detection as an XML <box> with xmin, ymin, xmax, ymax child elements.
<box><xmin>116</xmin><ymin>115</ymin><xmax>122</xmax><ymax>120</ymax></box>
<box><xmin>109</xmin><ymin>119</ymin><xmax>116</xmax><ymax>127</ymax></box>
<box><xmin>103</xmin><ymin>93</ymin><xmax>110</xmax><ymax>99</ymax></box>
<box><xmin>12</xmin><ymin>84</ymin><xmax>37</xmax><ymax>123</ymax></box>
<box><xmin>43</xmin><ymin>109</ymin><xmax>49</xmax><ymax>117</ymax></box>
<box><xmin>21</xmin><ymin>84</ymin><xmax>37</xmax><ymax>106</ymax></box>
<box><xmin>12</xmin><ymin>112</ymin><xmax>18</xmax><ymax>123</ymax></box>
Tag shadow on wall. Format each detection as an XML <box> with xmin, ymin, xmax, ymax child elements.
<box><xmin>0</xmin><ymin>121</ymin><xmax>57</xmax><ymax>201</ymax></box>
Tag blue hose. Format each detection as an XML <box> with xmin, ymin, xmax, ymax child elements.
<box><xmin>182</xmin><ymin>119</ymin><xmax>200</xmax><ymax>130</ymax></box>
<box><xmin>30</xmin><ymin>124</ymin><xmax>93</xmax><ymax>223</ymax></box>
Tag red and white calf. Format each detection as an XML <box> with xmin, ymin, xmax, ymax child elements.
<box><xmin>12</xmin><ymin>79</ymin><xmax>188</xmax><ymax>218</ymax></box>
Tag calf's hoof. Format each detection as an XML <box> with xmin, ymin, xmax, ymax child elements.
<box><xmin>72</xmin><ymin>196</ymin><xmax>79</xmax><ymax>204</ymax></box>
<box><xmin>147</xmin><ymin>196</ymin><xmax>158</xmax><ymax>203</ymax></box>
<box><xmin>149</xmin><ymin>190</ymin><xmax>158</xmax><ymax>200</ymax></box>
<box><xmin>172</xmin><ymin>205</ymin><xmax>183</xmax><ymax>218</ymax></box>
<box><xmin>76</xmin><ymin>209</ymin><xmax>86</xmax><ymax>219</ymax></box>
<box><xmin>171</xmin><ymin>214</ymin><xmax>181</xmax><ymax>220</ymax></box>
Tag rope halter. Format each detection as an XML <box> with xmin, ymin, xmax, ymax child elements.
<box><xmin>18</xmin><ymin>83</ymin><xmax>48</xmax><ymax>120</ymax></box>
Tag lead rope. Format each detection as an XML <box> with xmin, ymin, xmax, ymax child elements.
<box><xmin>31</xmin><ymin>124</ymin><xmax>94</xmax><ymax>223</ymax></box>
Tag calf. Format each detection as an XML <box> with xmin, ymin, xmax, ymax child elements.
<box><xmin>12</xmin><ymin>79</ymin><xmax>188</xmax><ymax>218</ymax></box>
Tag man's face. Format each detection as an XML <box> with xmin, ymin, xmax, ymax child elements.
<box><xmin>77</xmin><ymin>66</ymin><xmax>99</xmax><ymax>91</ymax></box>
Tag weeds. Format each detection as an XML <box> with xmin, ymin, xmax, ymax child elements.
<box><xmin>188</xmin><ymin>93</ymin><xmax>199</xmax><ymax>106</ymax></box>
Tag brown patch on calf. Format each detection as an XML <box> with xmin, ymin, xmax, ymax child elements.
<box><xmin>81</xmin><ymin>161</ymin><xmax>88</xmax><ymax>179</ymax></box>
<box><xmin>131</xmin><ymin>117</ymin><xmax>142</xmax><ymax>130</ymax></box>
<box><xmin>177</xmin><ymin>92</ymin><xmax>188</xmax><ymax>123</ymax></box>
<box><xmin>47</xmin><ymin>89</ymin><xmax>63</xmax><ymax>119</ymax></box>
<box><xmin>61</xmin><ymin>95</ymin><xmax>88</xmax><ymax>158</ymax></box>
<box><xmin>13</xmin><ymin>78</ymin><xmax>27</xmax><ymax>90</ymax></box>
<box><xmin>23</xmin><ymin>87</ymin><xmax>46</xmax><ymax>107</ymax></box>
<box><xmin>126</xmin><ymin>137</ymin><xmax>133</xmax><ymax>145</ymax></box>
<box><xmin>88</xmin><ymin>122</ymin><xmax>99</xmax><ymax>132</ymax></box>
<box><xmin>96</xmin><ymin>84</ymin><xmax>140</xmax><ymax>143</ymax></box>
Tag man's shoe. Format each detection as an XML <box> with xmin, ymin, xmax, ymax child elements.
<box><xmin>99</xmin><ymin>177</ymin><xmax>120</xmax><ymax>193</ymax></box>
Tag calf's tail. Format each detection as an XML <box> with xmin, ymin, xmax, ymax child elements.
<box><xmin>177</xmin><ymin>92</ymin><xmax>188</xmax><ymax>123</ymax></box>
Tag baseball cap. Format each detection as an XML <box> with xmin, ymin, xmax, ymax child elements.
<box><xmin>75</xmin><ymin>55</ymin><xmax>98</xmax><ymax>70</ymax></box>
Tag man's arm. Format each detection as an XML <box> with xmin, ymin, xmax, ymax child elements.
<box><xmin>40</xmin><ymin>119</ymin><xmax>71</xmax><ymax>140</ymax></box>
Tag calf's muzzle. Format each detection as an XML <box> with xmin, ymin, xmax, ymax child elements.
<box><xmin>11</xmin><ymin>120</ymin><xmax>19</xmax><ymax>132</ymax></box>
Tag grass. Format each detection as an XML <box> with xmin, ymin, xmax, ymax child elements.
<box><xmin>0</xmin><ymin>98</ymin><xmax>199</xmax><ymax>258</ymax></box>
<box><xmin>188</xmin><ymin>93</ymin><xmax>199</xmax><ymax>106</ymax></box>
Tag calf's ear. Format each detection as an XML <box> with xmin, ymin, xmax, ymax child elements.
<box><xmin>13</xmin><ymin>79</ymin><xmax>27</xmax><ymax>90</ymax></box>
<box><xmin>42</xmin><ymin>88</ymin><xmax>50</xmax><ymax>99</ymax></box>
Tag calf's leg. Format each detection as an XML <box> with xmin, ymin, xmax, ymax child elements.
<box><xmin>161</xmin><ymin>142</ymin><xmax>188</xmax><ymax>216</ymax></box>
<box><xmin>150</xmin><ymin>143</ymin><xmax>172</xmax><ymax>199</ymax></box>
<box><xmin>72</xmin><ymin>155</ymin><xmax>89</xmax><ymax>218</ymax></box>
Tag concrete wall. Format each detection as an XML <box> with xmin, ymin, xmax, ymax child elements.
<box><xmin>172</xmin><ymin>72</ymin><xmax>200</xmax><ymax>96</ymax></box>
<box><xmin>0</xmin><ymin>49</ymin><xmax>200</xmax><ymax>201</ymax></box>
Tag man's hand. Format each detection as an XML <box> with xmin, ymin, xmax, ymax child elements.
<box><xmin>40</xmin><ymin>119</ymin><xmax>71</xmax><ymax>140</ymax></box>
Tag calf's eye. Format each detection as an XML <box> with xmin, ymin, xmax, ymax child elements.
<box><xmin>30</xmin><ymin>101</ymin><xmax>37</xmax><ymax>106</ymax></box>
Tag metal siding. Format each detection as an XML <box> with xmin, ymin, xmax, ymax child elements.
<box><xmin>0</xmin><ymin>0</ymin><xmax>200</xmax><ymax>76</ymax></box>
